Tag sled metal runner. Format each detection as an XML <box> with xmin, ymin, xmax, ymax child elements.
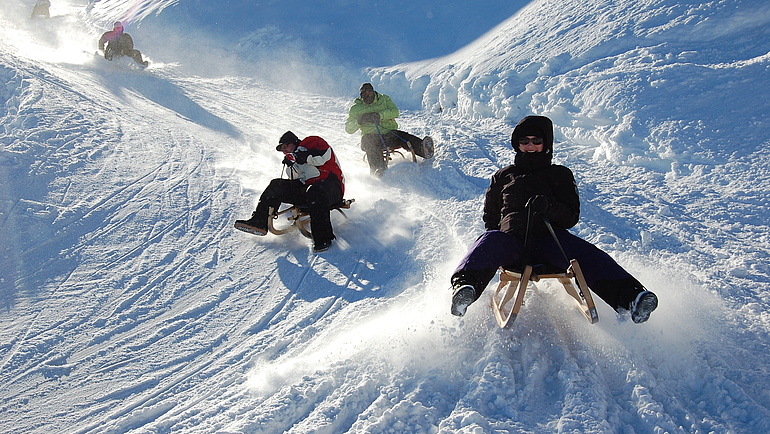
<box><xmin>363</xmin><ymin>146</ymin><xmax>417</xmax><ymax>165</ymax></box>
<box><xmin>491</xmin><ymin>259</ymin><xmax>599</xmax><ymax>328</ymax></box>
<box><xmin>385</xmin><ymin>146</ymin><xmax>417</xmax><ymax>163</ymax></box>
<box><xmin>268</xmin><ymin>199</ymin><xmax>355</xmax><ymax>238</ymax></box>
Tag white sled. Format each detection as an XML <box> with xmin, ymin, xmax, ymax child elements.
<box><xmin>268</xmin><ymin>199</ymin><xmax>355</xmax><ymax>239</ymax></box>
<box><xmin>491</xmin><ymin>259</ymin><xmax>599</xmax><ymax>328</ymax></box>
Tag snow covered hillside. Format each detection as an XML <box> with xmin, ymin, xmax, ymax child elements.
<box><xmin>1</xmin><ymin>0</ymin><xmax>770</xmax><ymax>433</ymax></box>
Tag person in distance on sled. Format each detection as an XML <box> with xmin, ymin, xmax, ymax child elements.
<box><xmin>234</xmin><ymin>131</ymin><xmax>345</xmax><ymax>253</ymax></box>
<box><xmin>450</xmin><ymin>115</ymin><xmax>658</xmax><ymax>323</ymax></box>
<box><xmin>345</xmin><ymin>83</ymin><xmax>433</xmax><ymax>176</ymax></box>
<box><xmin>98</xmin><ymin>21</ymin><xmax>149</xmax><ymax>67</ymax></box>
<box><xmin>31</xmin><ymin>0</ymin><xmax>51</xmax><ymax>18</ymax></box>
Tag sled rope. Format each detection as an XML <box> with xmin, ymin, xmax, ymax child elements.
<box><xmin>374</xmin><ymin>122</ymin><xmax>390</xmax><ymax>159</ymax></box>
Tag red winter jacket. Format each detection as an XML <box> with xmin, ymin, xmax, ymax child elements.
<box><xmin>285</xmin><ymin>136</ymin><xmax>345</xmax><ymax>195</ymax></box>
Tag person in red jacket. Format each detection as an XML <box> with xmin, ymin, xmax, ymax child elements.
<box><xmin>234</xmin><ymin>132</ymin><xmax>345</xmax><ymax>252</ymax></box>
<box><xmin>98</xmin><ymin>21</ymin><xmax>148</xmax><ymax>67</ymax></box>
<box><xmin>450</xmin><ymin>115</ymin><xmax>658</xmax><ymax>323</ymax></box>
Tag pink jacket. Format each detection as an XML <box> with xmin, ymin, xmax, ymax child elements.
<box><xmin>98</xmin><ymin>22</ymin><xmax>124</xmax><ymax>50</ymax></box>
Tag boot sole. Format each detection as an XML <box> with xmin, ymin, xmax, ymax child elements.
<box><xmin>234</xmin><ymin>223</ymin><xmax>267</xmax><ymax>236</ymax></box>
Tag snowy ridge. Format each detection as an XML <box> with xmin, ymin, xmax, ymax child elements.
<box><xmin>2</xmin><ymin>0</ymin><xmax>770</xmax><ymax>433</ymax></box>
<box><xmin>372</xmin><ymin>0</ymin><xmax>770</xmax><ymax>162</ymax></box>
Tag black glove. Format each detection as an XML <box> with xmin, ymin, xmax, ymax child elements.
<box><xmin>282</xmin><ymin>153</ymin><xmax>296</xmax><ymax>166</ymax></box>
<box><xmin>358</xmin><ymin>112</ymin><xmax>381</xmax><ymax>125</ymax></box>
<box><xmin>526</xmin><ymin>195</ymin><xmax>550</xmax><ymax>216</ymax></box>
<box><xmin>293</xmin><ymin>149</ymin><xmax>309</xmax><ymax>164</ymax></box>
<box><xmin>282</xmin><ymin>150</ymin><xmax>309</xmax><ymax>166</ymax></box>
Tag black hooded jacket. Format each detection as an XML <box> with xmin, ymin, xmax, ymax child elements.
<box><xmin>483</xmin><ymin>116</ymin><xmax>580</xmax><ymax>238</ymax></box>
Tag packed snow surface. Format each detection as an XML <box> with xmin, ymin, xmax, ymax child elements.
<box><xmin>1</xmin><ymin>0</ymin><xmax>770</xmax><ymax>432</ymax></box>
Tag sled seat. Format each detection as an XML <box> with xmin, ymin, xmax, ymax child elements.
<box><xmin>362</xmin><ymin>144</ymin><xmax>417</xmax><ymax>166</ymax></box>
<box><xmin>268</xmin><ymin>199</ymin><xmax>355</xmax><ymax>238</ymax></box>
<box><xmin>491</xmin><ymin>259</ymin><xmax>599</xmax><ymax>328</ymax></box>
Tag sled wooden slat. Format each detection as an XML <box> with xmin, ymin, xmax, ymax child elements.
<box><xmin>363</xmin><ymin>147</ymin><xmax>417</xmax><ymax>165</ymax></box>
<box><xmin>268</xmin><ymin>199</ymin><xmax>355</xmax><ymax>239</ymax></box>
<box><xmin>491</xmin><ymin>264</ymin><xmax>532</xmax><ymax>328</ymax></box>
<box><xmin>491</xmin><ymin>259</ymin><xmax>598</xmax><ymax>328</ymax></box>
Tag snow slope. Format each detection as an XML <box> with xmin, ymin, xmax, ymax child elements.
<box><xmin>1</xmin><ymin>0</ymin><xmax>770</xmax><ymax>433</ymax></box>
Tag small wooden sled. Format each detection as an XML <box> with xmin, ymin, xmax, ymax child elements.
<box><xmin>268</xmin><ymin>199</ymin><xmax>355</xmax><ymax>239</ymax></box>
<box><xmin>363</xmin><ymin>146</ymin><xmax>417</xmax><ymax>165</ymax></box>
<box><xmin>388</xmin><ymin>146</ymin><xmax>418</xmax><ymax>163</ymax></box>
<box><xmin>491</xmin><ymin>259</ymin><xmax>599</xmax><ymax>328</ymax></box>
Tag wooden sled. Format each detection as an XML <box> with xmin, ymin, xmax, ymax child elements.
<box><xmin>491</xmin><ymin>259</ymin><xmax>599</xmax><ymax>328</ymax></box>
<box><xmin>363</xmin><ymin>146</ymin><xmax>417</xmax><ymax>165</ymax></box>
<box><xmin>268</xmin><ymin>199</ymin><xmax>355</xmax><ymax>239</ymax></box>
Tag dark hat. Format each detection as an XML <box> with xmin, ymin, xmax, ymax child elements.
<box><xmin>276</xmin><ymin>131</ymin><xmax>300</xmax><ymax>151</ymax></box>
<box><xmin>511</xmin><ymin>115</ymin><xmax>554</xmax><ymax>153</ymax></box>
<box><xmin>516</xmin><ymin>123</ymin><xmax>545</xmax><ymax>139</ymax></box>
<box><xmin>359</xmin><ymin>83</ymin><xmax>374</xmax><ymax>93</ymax></box>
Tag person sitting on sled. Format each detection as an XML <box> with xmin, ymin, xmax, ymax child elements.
<box><xmin>345</xmin><ymin>83</ymin><xmax>433</xmax><ymax>176</ymax></box>
<box><xmin>98</xmin><ymin>21</ymin><xmax>148</xmax><ymax>67</ymax></box>
<box><xmin>31</xmin><ymin>0</ymin><xmax>51</xmax><ymax>18</ymax></box>
<box><xmin>234</xmin><ymin>131</ymin><xmax>345</xmax><ymax>253</ymax></box>
<box><xmin>450</xmin><ymin>115</ymin><xmax>658</xmax><ymax>323</ymax></box>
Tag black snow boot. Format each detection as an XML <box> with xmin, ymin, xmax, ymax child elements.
<box><xmin>630</xmin><ymin>290</ymin><xmax>658</xmax><ymax>323</ymax></box>
<box><xmin>451</xmin><ymin>285</ymin><xmax>476</xmax><ymax>317</ymax></box>
<box><xmin>234</xmin><ymin>211</ymin><xmax>267</xmax><ymax>236</ymax></box>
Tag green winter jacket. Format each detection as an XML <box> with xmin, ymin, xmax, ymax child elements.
<box><xmin>345</xmin><ymin>92</ymin><xmax>399</xmax><ymax>136</ymax></box>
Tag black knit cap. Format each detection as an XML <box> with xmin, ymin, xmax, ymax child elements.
<box><xmin>276</xmin><ymin>131</ymin><xmax>300</xmax><ymax>151</ymax></box>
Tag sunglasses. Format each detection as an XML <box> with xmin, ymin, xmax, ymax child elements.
<box><xmin>518</xmin><ymin>137</ymin><xmax>544</xmax><ymax>145</ymax></box>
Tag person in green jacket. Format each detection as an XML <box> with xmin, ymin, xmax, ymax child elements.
<box><xmin>345</xmin><ymin>83</ymin><xmax>433</xmax><ymax>176</ymax></box>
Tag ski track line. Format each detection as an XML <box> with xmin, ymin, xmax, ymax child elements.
<box><xmin>343</xmin><ymin>258</ymin><xmax>365</xmax><ymax>291</ymax></box>
<box><xmin>245</xmin><ymin>253</ymin><xmax>329</xmax><ymax>337</ymax></box>
<box><xmin>4</xmin><ymin>185</ymin><xmax>226</xmax><ymax>388</ymax></box>
<box><xmin>235</xmin><ymin>256</ymin><xmax>357</xmax><ymax>368</ymax></box>
<box><xmin>71</xmin><ymin>357</ymin><xmax>213</xmax><ymax>433</ymax></box>
<box><xmin>1</xmin><ymin>256</ymin><xmax>198</xmax><ymax>387</ymax></box>
<box><xmin>83</xmin><ymin>200</ymin><xmax>222</xmax><ymax>325</ymax></box>
<box><xmin>243</xmin><ymin>272</ymin><xmax>299</xmax><ymax>337</ymax></box>
<box><xmin>0</xmin><ymin>258</ymin><xmax>85</xmax><ymax>379</ymax></box>
<box><xmin>70</xmin><ymin>294</ymin><xmax>289</xmax><ymax>433</ymax></box>
<box><xmin>69</xmin><ymin>278</ymin><xmax>235</xmax><ymax>370</ymax></box>
<box><xmin>9</xmin><ymin>168</ymin><xmax>204</xmax><ymax>301</ymax></box>
<box><xmin>54</xmin><ymin>142</ymin><xmax>209</xmax><ymax>270</ymax></box>
<box><xmin>86</xmin><ymin>187</ymin><xmax>213</xmax><ymax>273</ymax></box>
<box><xmin>57</xmin><ymin>273</ymin><xmax>266</xmax><ymax>428</ymax></box>
<box><xmin>32</xmin><ymin>63</ymin><xmax>117</xmax><ymax>113</ymax></box>
<box><xmin>0</xmin><ymin>86</ymin><xmax>121</xmax><ymax>376</ymax></box>
<box><xmin>17</xmin><ymin>160</ymin><xmax>168</xmax><ymax>257</ymax></box>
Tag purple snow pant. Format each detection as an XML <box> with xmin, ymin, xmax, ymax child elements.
<box><xmin>452</xmin><ymin>230</ymin><xmax>644</xmax><ymax>311</ymax></box>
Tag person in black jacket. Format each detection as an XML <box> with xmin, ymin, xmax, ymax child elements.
<box><xmin>450</xmin><ymin>115</ymin><xmax>658</xmax><ymax>323</ymax></box>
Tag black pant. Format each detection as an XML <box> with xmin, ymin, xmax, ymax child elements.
<box><xmin>253</xmin><ymin>177</ymin><xmax>343</xmax><ymax>244</ymax></box>
<box><xmin>361</xmin><ymin>130</ymin><xmax>423</xmax><ymax>172</ymax></box>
